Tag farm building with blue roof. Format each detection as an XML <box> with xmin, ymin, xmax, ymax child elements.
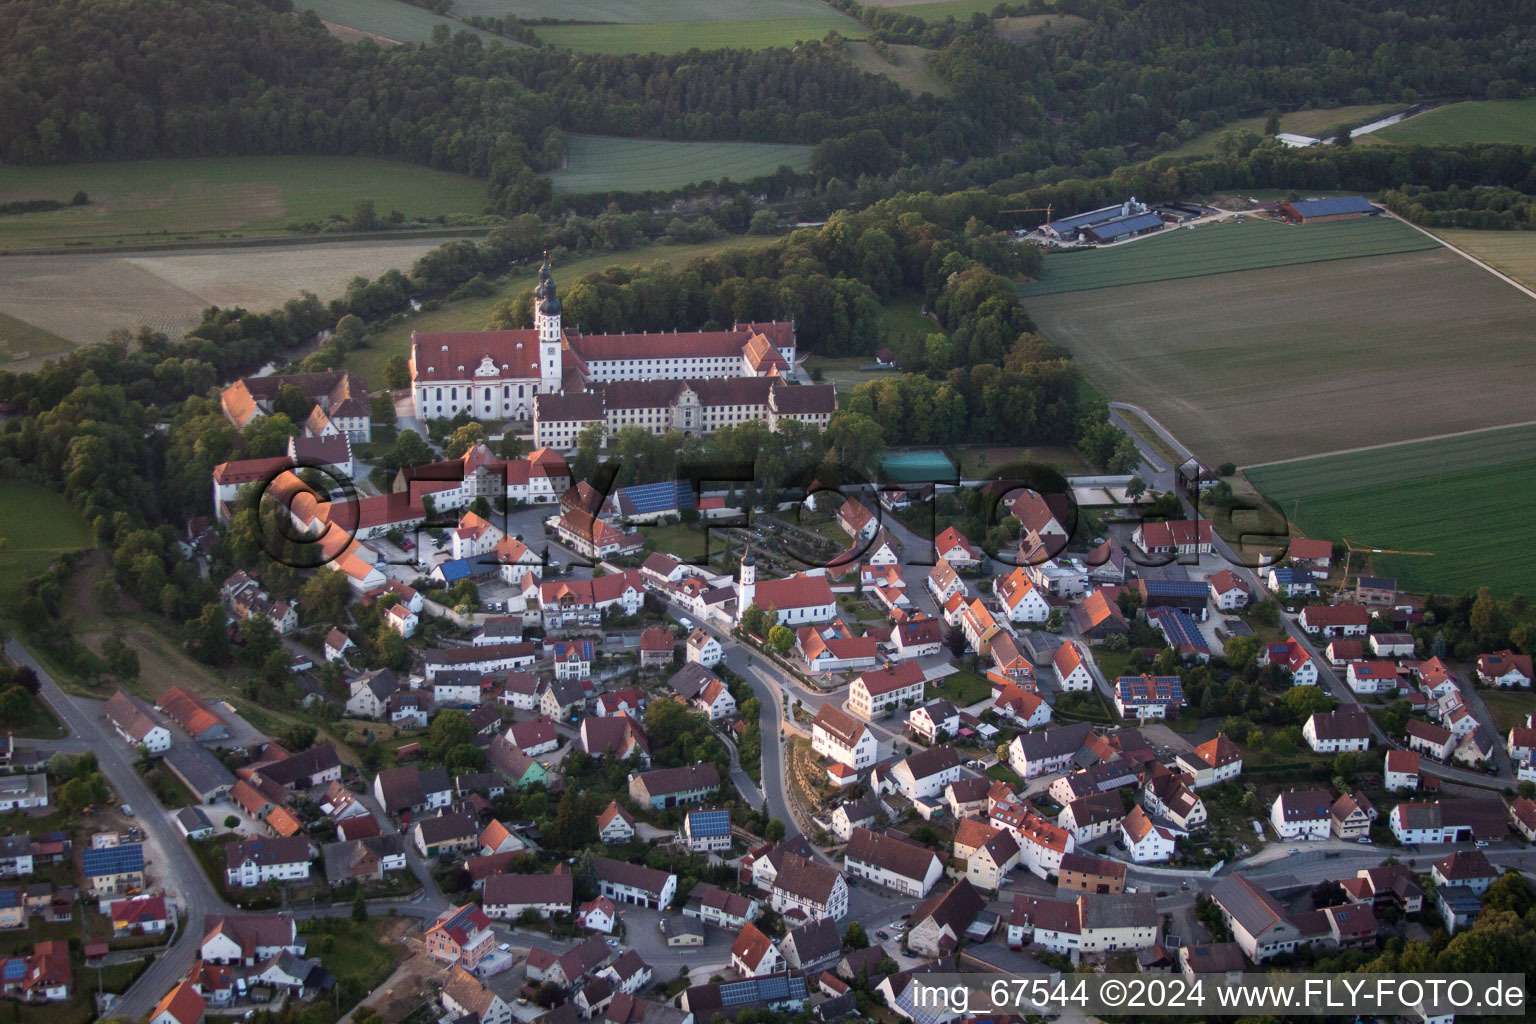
<box><xmin>1279</xmin><ymin>196</ymin><xmax>1379</xmax><ymax>223</ymax></box>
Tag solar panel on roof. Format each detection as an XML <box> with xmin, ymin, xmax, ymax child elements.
<box><xmin>2</xmin><ymin>959</ymin><xmax>24</xmax><ymax>981</ymax></box>
<box><xmin>687</xmin><ymin>810</ymin><xmax>730</xmax><ymax>835</ymax></box>
<box><xmin>1145</xmin><ymin>580</ymin><xmax>1211</xmax><ymax>596</ymax></box>
<box><xmin>83</xmin><ymin>843</ymin><xmax>144</xmax><ymax>875</ymax></box>
<box><xmin>0</xmin><ymin>889</ymin><xmax>17</xmax><ymax>909</ymax></box>
<box><xmin>619</xmin><ymin>480</ymin><xmax>696</xmax><ymax>516</ymax></box>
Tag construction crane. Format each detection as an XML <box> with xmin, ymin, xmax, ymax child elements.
<box><xmin>1339</xmin><ymin>538</ymin><xmax>1434</xmax><ymax>592</ymax></box>
<box><xmin>1000</xmin><ymin>204</ymin><xmax>1053</xmax><ymax>231</ymax></box>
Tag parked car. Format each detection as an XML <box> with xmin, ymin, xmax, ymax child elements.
<box><xmin>121</xmin><ymin>805</ymin><xmax>134</xmax><ymax>817</ymax></box>
<box><xmin>876</xmin><ymin>931</ymin><xmax>889</xmax><ymax>940</ymax></box>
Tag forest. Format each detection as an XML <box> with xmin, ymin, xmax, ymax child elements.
<box><xmin>3</xmin><ymin>0</ymin><xmax>1534</xmax><ymax>210</ymax></box>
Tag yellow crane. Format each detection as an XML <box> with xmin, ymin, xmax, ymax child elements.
<box><xmin>1001</xmin><ymin>204</ymin><xmax>1054</xmax><ymax>230</ymax></box>
<box><xmin>1339</xmin><ymin>538</ymin><xmax>1434</xmax><ymax>592</ymax></box>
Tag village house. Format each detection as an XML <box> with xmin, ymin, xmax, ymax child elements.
<box><xmin>1210</xmin><ymin>874</ymin><xmax>1305</xmax><ymax>962</ymax></box>
<box><xmin>1384</xmin><ymin>749</ymin><xmax>1421</xmax><ymax>792</ymax></box>
<box><xmin>847</xmin><ymin>662</ymin><xmax>927</xmax><ymax>720</ymax></box>
<box><xmin>1175</xmin><ymin>734</ymin><xmax>1243</xmax><ymax>788</ymax></box>
<box><xmin>843</xmin><ymin>828</ymin><xmax>944</xmax><ymax>897</ymax></box>
<box><xmin>811</xmin><ymin>705</ymin><xmax>877</xmax><ymax>770</ymax></box>
<box><xmin>1121</xmin><ymin>807</ymin><xmax>1176</xmax><ymax>863</ymax></box>
<box><xmin>425</xmin><ymin>904</ymin><xmax>496</xmax><ymax>972</ymax></box>
<box><xmin>1304</xmin><ymin>707</ymin><xmax>1371</xmax><ymax>753</ymax></box>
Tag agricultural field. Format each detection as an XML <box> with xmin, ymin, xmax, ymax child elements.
<box><xmin>532</xmin><ymin>15</ymin><xmax>865</xmax><ymax>53</ymax></box>
<box><xmin>846</xmin><ymin>42</ymin><xmax>951</xmax><ymax>97</ymax></box>
<box><xmin>0</xmin><ymin>238</ymin><xmax>442</xmax><ymax>364</ymax></box>
<box><xmin>550</xmin><ymin>136</ymin><xmax>813</xmax><ymax>195</ymax></box>
<box><xmin>1018</xmin><ymin>215</ymin><xmax>1436</xmax><ymax>296</ymax></box>
<box><xmin>993</xmin><ymin>13</ymin><xmax>1088</xmax><ymax>44</ymax></box>
<box><xmin>0</xmin><ymin>311</ymin><xmax>72</xmax><ymax>366</ymax></box>
<box><xmin>1432</xmin><ymin>229</ymin><xmax>1536</xmax><ymax>292</ymax></box>
<box><xmin>1245</xmin><ymin>425</ymin><xmax>1536</xmax><ymax>597</ymax></box>
<box><xmin>1026</xmin><ymin>244</ymin><xmax>1536</xmax><ymax>467</ymax></box>
<box><xmin>1158</xmin><ymin>103</ymin><xmax>1405</xmax><ymax>160</ymax></box>
<box><xmin>867</xmin><ymin>0</ymin><xmax>1020</xmax><ymax>21</ymax></box>
<box><xmin>0</xmin><ymin>480</ymin><xmax>92</xmax><ymax>615</ymax></box>
<box><xmin>453</xmin><ymin>0</ymin><xmax>836</xmax><ymax>20</ymax></box>
<box><xmin>343</xmin><ymin>234</ymin><xmax>784</xmax><ymax>385</ymax></box>
<box><xmin>1362</xmin><ymin>98</ymin><xmax>1536</xmax><ymax>147</ymax></box>
<box><xmin>297</xmin><ymin>0</ymin><xmax>501</xmax><ymax>44</ymax></box>
<box><xmin>0</xmin><ymin>156</ymin><xmax>488</xmax><ymax>250</ymax></box>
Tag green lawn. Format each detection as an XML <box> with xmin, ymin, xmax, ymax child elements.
<box><xmin>1246</xmin><ymin>424</ymin><xmax>1536</xmax><ymax>597</ymax></box>
<box><xmin>993</xmin><ymin>13</ymin><xmax>1089</xmax><ymax>43</ymax></box>
<box><xmin>0</xmin><ymin>310</ymin><xmax>73</xmax><ymax>365</ymax></box>
<box><xmin>846</xmin><ymin>42</ymin><xmax>951</xmax><ymax>97</ymax></box>
<box><xmin>954</xmin><ymin>445</ymin><xmax>1092</xmax><ymax>477</ymax></box>
<box><xmin>926</xmin><ymin>669</ymin><xmax>992</xmax><ymax>706</ymax></box>
<box><xmin>1018</xmin><ymin>215</ymin><xmax>1436</xmax><ymax>296</ymax></box>
<box><xmin>0</xmin><ymin>156</ymin><xmax>489</xmax><ymax>249</ymax></box>
<box><xmin>298</xmin><ymin>0</ymin><xmax>502</xmax><ymax>43</ymax></box>
<box><xmin>1363</xmin><ymin>98</ymin><xmax>1536</xmax><ymax>147</ymax></box>
<box><xmin>534</xmin><ymin>14</ymin><xmax>864</xmax><ymax>53</ymax></box>
<box><xmin>298</xmin><ymin>917</ymin><xmax>398</xmax><ymax>1010</ymax></box>
<box><xmin>893</xmin><ymin>0</ymin><xmax>1014</xmax><ymax>21</ymax></box>
<box><xmin>345</xmin><ymin>233</ymin><xmax>784</xmax><ymax>386</ymax></box>
<box><xmin>642</xmin><ymin>522</ymin><xmax>712</xmax><ymax>563</ymax></box>
<box><xmin>550</xmin><ymin>136</ymin><xmax>813</xmax><ymax>195</ymax></box>
<box><xmin>1479</xmin><ymin>689</ymin><xmax>1536</xmax><ymax>734</ymax></box>
<box><xmin>1158</xmin><ymin>102</ymin><xmax>1405</xmax><ymax>159</ymax></box>
<box><xmin>0</xmin><ymin>480</ymin><xmax>93</xmax><ymax>615</ymax></box>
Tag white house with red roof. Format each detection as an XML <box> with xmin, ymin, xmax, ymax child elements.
<box><xmin>926</xmin><ymin>560</ymin><xmax>967</xmax><ymax>607</ymax></box>
<box><xmin>385</xmin><ymin>603</ymin><xmax>419</xmax><ymax>638</ymax></box>
<box><xmin>1121</xmin><ymin>806</ymin><xmax>1176</xmax><ymax>862</ymax></box>
<box><xmin>835</xmin><ymin>498</ymin><xmax>878</xmax><ymax>541</ymax></box>
<box><xmin>1347</xmin><ymin>661</ymin><xmax>1403</xmax><ymax>696</ymax></box>
<box><xmin>935</xmin><ymin>527</ymin><xmax>980</xmax><ymax>568</ymax></box>
<box><xmin>994</xmin><ymin>568</ymin><xmax>1050</xmax><ymax>623</ymax></box>
<box><xmin>848</xmin><ymin>662</ymin><xmax>927</xmax><ymax>720</ymax></box>
<box><xmin>1477</xmin><ymin>650</ymin><xmax>1532</xmax><ymax>688</ymax></box>
<box><xmin>1052</xmin><ymin>642</ymin><xmax>1094</xmax><ymax>692</ymax></box>
<box><xmin>1288</xmin><ymin>537</ymin><xmax>1333</xmax><ymax>575</ymax></box>
<box><xmin>1505</xmin><ymin>723</ymin><xmax>1536</xmax><ymax>764</ymax></box>
<box><xmin>890</xmin><ymin>615</ymin><xmax>943</xmax><ymax>660</ymax></box>
<box><xmin>1208</xmin><ymin>569</ymin><xmax>1251</xmax><ymax>610</ymax></box>
<box><xmin>450</xmin><ymin>510</ymin><xmax>505</xmax><ymax>561</ymax></box>
<box><xmin>1385</xmin><ymin>749</ymin><xmax>1420</xmax><ymax>792</ymax></box>
<box><xmin>1132</xmin><ymin>519</ymin><xmax>1213</xmax><ymax>555</ymax></box>
<box><xmin>993</xmin><ymin>683</ymin><xmax>1051</xmax><ymax>729</ymax></box>
<box><xmin>1299</xmin><ymin>604</ymin><xmax>1370</xmax><ymax>637</ymax></box>
<box><xmin>685</xmin><ymin>629</ymin><xmax>723</xmax><ymax>669</ymax></box>
<box><xmin>736</xmin><ymin>554</ymin><xmax>835</xmax><ymax>626</ymax></box>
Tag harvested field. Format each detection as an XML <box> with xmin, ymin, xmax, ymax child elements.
<box><xmin>533</xmin><ymin>16</ymin><xmax>864</xmax><ymax>52</ymax></box>
<box><xmin>550</xmin><ymin>135</ymin><xmax>813</xmax><ymax>194</ymax></box>
<box><xmin>1432</xmin><ymin>228</ymin><xmax>1536</xmax><ymax>292</ymax></box>
<box><xmin>1363</xmin><ymin>98</ymin><xmax>1536</xmax><ymax>147</ymax></box>
<box><xmin>0</xmin><ymin>311</ymin><xmax>72</xmax><ymax>366</ymax></box>
<box><xmin>0</xmin><ymin>238</ymin><xmax>441</xmax><ymax>364</ymax></box>
<box><xmin>994</xmin><ymin>13</ymin><xmax>1088</xmax><ymax>43</ymax></box>
<box><xmin>1025</xmin><ymin>246</ymin><xmax>1536</xmax><ymax>466</ymax></box>
<box><xmin>297</xmin><ymin>0</ymin><xmax>501</xmax><ymax>43</ymax></box>
<box><xmin>1245</xmin><ymin>425</ymin><xmax>1536</xmax><ymax>597</ymax></box>
<box><xmin>1019</xmin><ymin>216</ymin><xmax>1435</xmax><ymax>296</ymax></box>
<box><xmin>454</xmin><ymin>0</ymin><xmax>836</xmax><ymax>20</ymax></box>
<box><xmin>846</xmin><ymin>42</ymin><xmax>951</xmax><ymax>97</ymax></box>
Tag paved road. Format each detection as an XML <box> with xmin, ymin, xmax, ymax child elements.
<box><xmin>7</xmin><ymin>639</ymin><xmax>233</xmax><ymax>1020</ymax></box>
<box><xmin>1109</xmin><ymin>401</ymin><xmax>1513</xmax><ymax>791</ymax></box>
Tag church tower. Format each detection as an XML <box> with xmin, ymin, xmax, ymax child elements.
<box><xmin>533</xmin><ymin>256</ymin><xmax>563</xmax><ymax>391</ymax></box>
<box><xmin>737</xmin><ymin>548</ymin><xmax>756</xmax><ymax>620</ymax></box>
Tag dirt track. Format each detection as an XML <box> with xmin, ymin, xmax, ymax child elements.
<box><xmin>0</xmin><ymin>238</ymin><xmax>439</xmax><ymax>367</ymax></box>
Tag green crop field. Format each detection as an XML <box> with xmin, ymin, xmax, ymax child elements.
<box><xmin>1026</xmin><ymin>244</ymin><xmax>1536</xmax><ymax>467</ymax></box>
<box><xmin>1432</xmin><ymin>228</ymin><xmax>1536</xmax><ymax>292</ymax></box>
<box><xmin>847</xmin><ymin>42</ymin><xmax>951</xmax><ymax>97</ymax></box>
<box><xmin>0</xmin><ymin>156</ymin><xmax>488</xmax><ymax>250</ymax></box>
<box><xmin>298</xmin><ymin>0</ymin><xmax>501</xmax><ymax>43</ymax></box>
<box><xmin>1018</xmin><ymin>216</ymin><xmax>1435</xmax><ymax>296</ymax></box>
<box><xmin>1159</xmin><ymin>103</ymin><xmax>1405</xmax><ymax>160</ymax></box>
<box><xmin>0</xmin><ymin>311</ymin><xmax>72</xmax><ymax>366</ymax></box>
<box><xmin>533</xmin><ymin>15</ymin><xmax>864</xmax><ymax>53</ymax></box>
<box><xmin>993</xmin><ymin>13</ymin><xmax>1088</xmax><ymax>43</ymax></box>
<box><xmin>344</xmin><ymin>233</ymin><xmax>784</xmax><ymax>385</ymax></box>
<box><xmin>887</xmin><ymin>0</ymin><xmax>1014</xmax><ymax>22</ymax></box>
<box><xmin>550</xmin><ymin>136</ymin><xmax>813</xmax><ymax>194</ymax></box>
<box><xmin>1245</xmin><ymin>425</ymin><xmax>1536</xmax><ymax>597</ymax></box>
<box><xmin>1363</xmin><ymin>98</ymin><xmax>1536</xmax><ymax>147</ymax></box>
<box><xmin>0</xmin><ymin>481</ymin><xmax>92</xmax><ymax>614</ymax></box>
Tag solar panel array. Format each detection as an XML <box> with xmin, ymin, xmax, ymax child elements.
<box><xmin>0</xmin><ymin>888</ymin><xmax>17</xmax><ymax>909</ymax></box>
<box><xmin>82</xmin><ymin>843</ymin><xmax>145</xmax><ymax>876</ymax></box>
<box><xmin>687</xmin><ymin>809</ymin><xmax>730</xmax><ymax>837</ymax></box>
<box><xmin>718</xmin><ymin>973</ymin><xmax>806</xmax><ymax>1007</ymax></box>
<box><xmin>1143</xmin><ymin>579</ymin><xmax>1211</xmax><ymax>597</ymax></box>
<box><xmin>1155</xmin><ymin>611</ymin><xmax>1209</xmax><ymax>651</ymax></box>
<box><xmin>1</xmin><ymin>958</ymin><xmax>24</xmax><ymax>981</ymax></box>
<box><xmin>619</xmin><ymin>480</ymin><xmax>696</xmax><ymax>517</ymax></box>
<box><xmin>1115</xmin><ymin>675</ymin><xmax>1185</xmax><ymax>705</ymax></box>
